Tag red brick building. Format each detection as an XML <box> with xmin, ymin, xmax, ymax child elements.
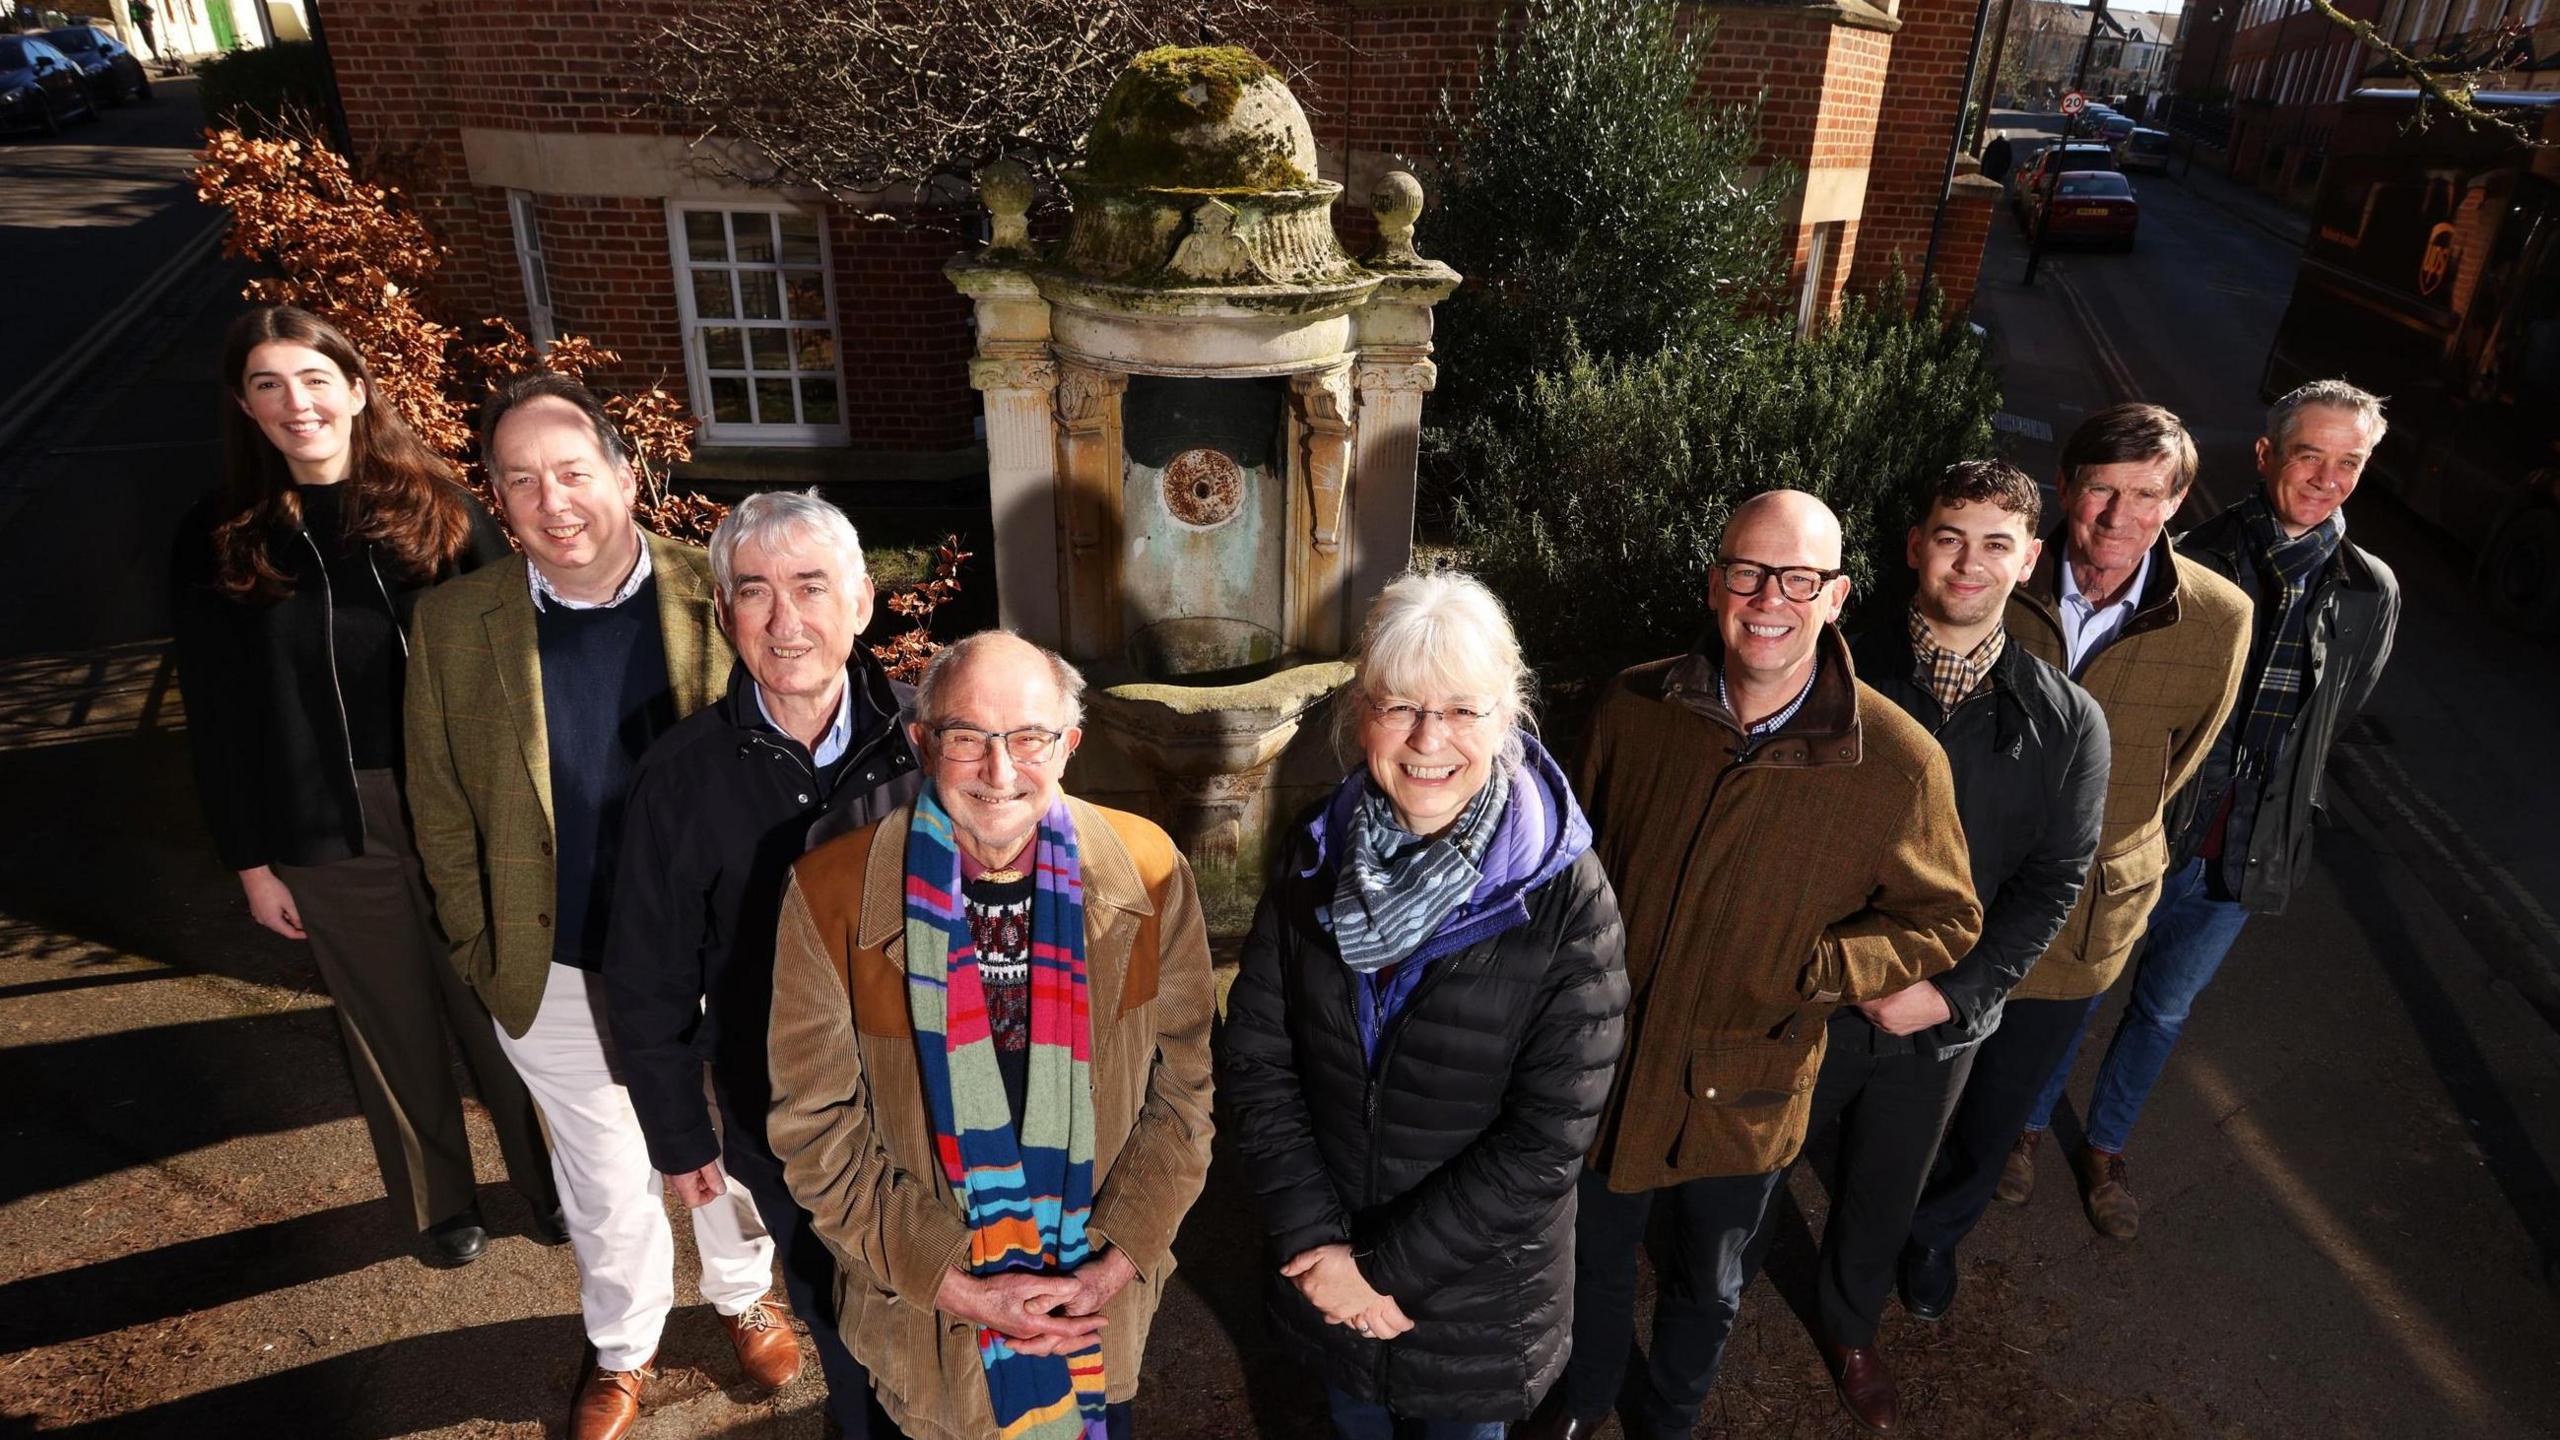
<box><xmin>2220</xmin><ymin>0</ymin><xmax>2388</xmax><ymax>199</ymax></box>
<box><xmin>322</xmin><ymin>0</ymin><xmax>2001</xmax><ymax>476</ymax></box>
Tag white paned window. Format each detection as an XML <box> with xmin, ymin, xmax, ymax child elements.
<box><xmin>667</xmin><ymin>201</ymin><xmax>848</xmax><ymax>446</ymax></box>
<box><xmin>507</xmin><ymin>190</ymin><xmax>555</xmax><ymax>349</ymax></box>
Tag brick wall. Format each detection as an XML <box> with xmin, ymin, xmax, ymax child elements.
<box><xmin>324</xmin><ymin>0</ymin><xmax>1987</xmax><ymax>462</ymax></box>
<box><xmin>1852</xmin><ymin>0</ymin><xmax>1977</xmax><ymax>298</ymax></box>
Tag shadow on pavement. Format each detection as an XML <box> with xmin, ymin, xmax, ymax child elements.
<box><xmin>16</xmin><ymin>1312</ymin><xmax>580</xmax><ymax>1438</ymax></box>
<box><xmin>0</xmin><ymin>1184</ymin><xmax>562</xmax><ymax>1352</ymax></box>
<box><xmin>0</xmin><ymin>1008</ymin><xmax>359</xmax><ymax>1206</ymax></box>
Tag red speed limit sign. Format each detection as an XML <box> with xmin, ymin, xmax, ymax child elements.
<box><xmin>2061</xmin><ymin>90</ymin><xmax>2087</xmax><ymax>114</ymax></box>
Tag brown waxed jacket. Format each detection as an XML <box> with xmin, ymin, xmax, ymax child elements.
<box><xmin>2004</xmin><ymin>532</ymin><xmax>2251</xmax><ymax>1003</ymax></box>
<box><xmin>1575</xmin><ymin>626</ymin><xmax>1981</xmax><ymax>1189</ymax></box>
<box><xmin>765</xmin><ymin>798</ymin><xmax>1216</xmax><ymax>1440</ymax></box>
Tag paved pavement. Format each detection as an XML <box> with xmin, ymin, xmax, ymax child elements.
<box><xmin>3</xmin><ymin>108</ymin><xmax>2559</xmax><ymax>1439</ymax></box>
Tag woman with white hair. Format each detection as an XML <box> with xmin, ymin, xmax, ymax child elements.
<box><xmin>1224</xmin><ymin>570</ymin><xmax>1631</xmax><ymax>1438</ymax></box>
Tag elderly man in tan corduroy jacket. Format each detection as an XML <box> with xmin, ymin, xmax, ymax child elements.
<box><xmin>1523</xmin><ymin>490</ymin><xmax>1981</xmax><ymax>1440</ymax></box>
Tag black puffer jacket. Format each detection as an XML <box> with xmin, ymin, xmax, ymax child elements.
<box><xmin>1222</xmin><ymin>738</ymin><xmax>1628</xmax><ymax>1422</ymax></box>
<box><xmin>170</xmin><ymin>483</ymin><xmax>511</xmax><ymax>870</ymax></box>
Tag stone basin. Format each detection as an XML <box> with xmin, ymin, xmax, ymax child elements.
<box><xmin>1084</xmin><ymin>658</ymin><xmax>1354</xmax><ymax>933</ymax></box>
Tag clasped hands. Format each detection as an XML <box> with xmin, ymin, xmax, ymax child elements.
<box><xmin>1282</xmin><ymin>1242</ymin><xmax>1412</xmax><ymax>1341</ymax></box>
<box><xmin>935</xmin><ymin>1248</ymin><xmax>1138</xmax><ymax>1357</ymax></box>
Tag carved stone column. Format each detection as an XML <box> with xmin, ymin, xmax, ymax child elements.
<box><xmin>948</xmin><ymin>160</ymin><xmax>1065</xmax><ymax>645</ymax></box>
<box><xmin>1285</xmin><ymin>361</ymin><xmax>1355</xmax><ymax>656</ymax></box>
<box><xmin>965</xmin><ymin>348</ymin><xmax>1061</xmax><ymax>645</ymax></box>
<box><xmin>1349</xmin><ymin>173</ymin><xmax>1460</xmax><ymax>628</ymax></box>
<box><xmin>1053</xmin><ymin>362</ymin><xmax>1130</xmax><ymax>663</ymax></box>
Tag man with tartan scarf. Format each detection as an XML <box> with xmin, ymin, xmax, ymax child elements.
<box><xmin>765</xmin><ymin>630</ymin><xmax>1216</xmax><ymax>1440</ymax></box>
<box><xmin>2041</xmin><ymin>379</ymin><xmax>2399</xmax><ymax>1239</ymax></box>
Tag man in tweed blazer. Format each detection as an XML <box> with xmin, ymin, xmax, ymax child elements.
<box><xmin>406</xmin><ymin>375</ymin><xmax>788</xmax><ymax>1440</ymax></box>
<box><xmin>1901</xmin><ymin>405</ymin><xmax>2250</xmax><ymax>1319</ymax></box>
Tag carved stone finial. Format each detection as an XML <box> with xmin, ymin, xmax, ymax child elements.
<box><xmin>979</xmin><ymin>158</ymin><xmax>1035</xmax><ymax>255</ymax></box>
<box><xmin>1369</xmin><ymin>170</ymin><xmax>1425</xmax><ymax>266</ymax></box>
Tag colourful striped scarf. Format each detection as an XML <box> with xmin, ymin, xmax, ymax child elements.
<box><xmin>903</xmin><ymin>788</ymin><xmax>1107</xmax><ymax>1440</ymax></box>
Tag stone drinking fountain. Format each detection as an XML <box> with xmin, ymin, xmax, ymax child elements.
<box><xmin>946</xmin><ymin>45</ymin><xmax>1459</xmax><ymax>931</ymax></box>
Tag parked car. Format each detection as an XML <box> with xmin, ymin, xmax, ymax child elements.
<box><xmin>2265</xmin><ymin>88</ymin><xmax>2560</xmax><ymax>629</ymax></box>
<box><xmin>2010</xmin><ymin>142</ymin><xmax>2119</xmax><ymax>227</ymax></box>
<box><xmin>2020</xmin><ymin>170</ymin><xmax>2140</xmax><ymax>249</ymax></box>
<box><xmin>0</xmin><ymin>36</ymin><xmax>98</xmax><ymax>137</ymax></box>
<box><xmin>2096</xmin><ymin>113</ymin><xmax>2138</xmax><ymax>144</ymax></box>
<box><xmin>2117</xmin><ymin>126</ymin><xmax>2174</xmax><ymax>173</ymax></box>
<box><xmin>41</xmin><ymin>26</ymin><xmax>150</xmax><ymax>106</ymax></box>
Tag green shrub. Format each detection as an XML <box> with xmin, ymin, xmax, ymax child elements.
<box><xmin>1450</xmin><ymin>283</ymin><xmax>2004</xmax><ymax>698</ymax></box>
<box><xmin>1424</xmin><ymin>0</ymin><xmax>1789</xmax><ymax>427</ymax></box>
<box><xmin>196</xmin><ymin>41</ymin><xmax>331</xmax><ymax>135</ymax></box>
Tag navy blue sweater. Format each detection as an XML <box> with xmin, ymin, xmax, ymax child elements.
<box><xmin>535</xmin><ymin>576</ymin><xmax>676</xmax><ymax>970</ymax></box>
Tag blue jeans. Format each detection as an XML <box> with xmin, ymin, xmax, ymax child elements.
<box><xmin>1324</xmin><ymin>1387</ymin><xmax>1506</xmax><ymax>1440</ymax></box>
<box><xmin>2020</xmin><ymin>859</ymin><xmax>2253</xmax><ymax>1150</ymax></box>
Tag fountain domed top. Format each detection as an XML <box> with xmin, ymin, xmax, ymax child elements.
<box><xmin>1079</xmin><ymin>45</ymin><xmax>1321</xmax><ymax>193</ymax></box>
<box><xmin>1046</xmin><ymin>45</ymin><xmax>1376</xmax><ymax>323</ymax></box>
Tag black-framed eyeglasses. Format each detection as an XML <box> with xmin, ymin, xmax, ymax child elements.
<box><xmin>1716</xmin><ymin>557</ymin><xmax>1846</xmax><ymax>602</ymax></box>
<box><xmin>928</xmin><ymin>723</ymin><xmax>1067</xmax><ymax>764</ymax></box>
<box><xmin>1364</xmin><ymin>699</ymin><xmax>1497</xmax><ymax>734</ymax></box>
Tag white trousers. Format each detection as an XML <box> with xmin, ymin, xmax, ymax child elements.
<box><xmin>494</xmin><ymin>961</ymin><xmax>775</xmax><ymax>1370</ymax></box>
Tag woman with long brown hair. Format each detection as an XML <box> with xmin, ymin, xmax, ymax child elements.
<box><xmin>171</xmin><ymin>304</ymin><xmax>559</xmax><ymax>1267</ymax></box>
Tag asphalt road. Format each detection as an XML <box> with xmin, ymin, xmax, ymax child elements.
<box><xmin>0</xmin><ymin>72</ymin><xmax>217</xmax><ymax>406</ymax></box>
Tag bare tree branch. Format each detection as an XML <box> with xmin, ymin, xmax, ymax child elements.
<box><xmin>639</xmin><ymin>0</ymin><xmax>1334</xmax><ymax>214</ymax></box>
<box><xmin>2302</xmin><ymin>0</ymin><xmax>2542</xmax><ymax>141</ymax></box>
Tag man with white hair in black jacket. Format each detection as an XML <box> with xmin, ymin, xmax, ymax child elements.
<box><xmin>606</xmin><ymin>489</ymin><xmax>923</xmax><ymax>1437</ymax></box>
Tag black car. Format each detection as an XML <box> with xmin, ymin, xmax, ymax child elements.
<box><xmin>42</xmin><ymin>26</ymin><xmax>150</xmax><ymax>106</ymax></box>
<box><xmin>0</xmin><ymin>36</ymin><xmax>98</xmax><ymax>137</ymax></box>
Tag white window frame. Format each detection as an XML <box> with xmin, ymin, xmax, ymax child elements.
<box><xmin>665</xmin><ymin>199</ymin><xmax>850</xmax><ymax>448</ymax></box>
<box><xmin>506</xmin><ymin>189</ymin><xmax>556</xmax><ymax>349</ymax></box>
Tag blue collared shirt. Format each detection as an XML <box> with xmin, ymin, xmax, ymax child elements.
<box><xmin>2057</xmin><ymin>546</ymin><xmax>2151</xmax><ymax>675</ymax></box>
<box><xmin>754</xmin><ymin>674</ymin><xmax>856</xmax><ymax>766</ymax></box>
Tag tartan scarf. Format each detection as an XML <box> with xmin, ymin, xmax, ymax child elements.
<box><xmin>2235</xmin><ymin>494</ymin><xmax>2343</xmax><ymax>776</ymax></box>
<box><xmin>1907</xmin><ymin>604</ymin><xmax>2005</xmax><ymax>714</ymax></box>
<box><xmin>903</xmin><ymin>787</ymin><xmax>1107</xmax><ymax>1440</ymax></box>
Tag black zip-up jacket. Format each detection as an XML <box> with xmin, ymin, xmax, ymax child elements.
<box><xmin>1222</xmin><ymin>764</ymin><xmax>1628</xmax><ymax>1422</ymax></box>
<box><xmin>2164</xmin><ymin>507</ymin><xmax>2399</xmax><ymax>913</ymax></box>
<box><xmin>1849</xmin><ymin>619</ymin><xmax>2111</xmax><ymax>1056</ymax></box>
<box><xmin>604</xmin><ymin>654</ymin><xmax>922</xmax><ymax>1176</ymax></box>
<box><xmin>169</xmin><ymin>484</ymin><xmax>510</xmax><ymax>871</ymax></box>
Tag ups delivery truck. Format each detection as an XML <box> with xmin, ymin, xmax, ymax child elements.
<box><xmin>2263</xmin><ymin>87</ymin><xmax>2560</xmax><ymax>632</ymax></box>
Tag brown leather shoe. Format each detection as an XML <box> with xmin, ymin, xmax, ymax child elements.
<box><xmin>570</xmin><ymin>1352</ymin><xmax>653</xmax><ymax>1440</ymax></box>
<box><xmin>2077</xmin><ymin>1146</ymin><xmax>2140</xmax><ymax>1239</ymax></box>
<box><xmin>1994</xmin><ymin>1128</ymin><xmax>2040</xmax><ymax>1205</ymax></box>
<box><xmin>1821</xmin><ymin>1339</ymin><xmax>1901</xmax><ymax>1434</ymax></box>
<box><xmin>721</xmin><ymin>1293</ymin><xmax>804</xmax><ymax>1389</ymax></box>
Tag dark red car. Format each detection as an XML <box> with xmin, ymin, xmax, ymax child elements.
<box><xmin>2025</xmin><ymin>170</ymin><xmax>2139</xmax><ymax>251</ymax></box>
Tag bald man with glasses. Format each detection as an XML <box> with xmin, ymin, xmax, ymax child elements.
<box><xmin>1524</xmin><ymin>490</ymin><xmax>1980</xmax><ymax>1440</ymax></box>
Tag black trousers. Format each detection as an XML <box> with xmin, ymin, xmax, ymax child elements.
<box><xmin>1771</xmin><ymin>1015</ymin><xmax>1977</xmax><ymax>1347</ymax></box>
<box><xmin>274</xmin><ymin>769</ymin><xmax>555</xmax><ymax>1231</ymax></box>
<box><xmin>1559</xmin><ymin>1164</ymin><xmax>1788</xmax><ymax>1437</ymax></box>
<box><xmin>1908</xmin><ymin>994</ymin><xmax>2102</xmax><ymax>1253</ymax></box>
<box><xmin>717</xmin><ymin>1090</ymin><xmax>903</xmax><ymax>1437</ymax></box>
